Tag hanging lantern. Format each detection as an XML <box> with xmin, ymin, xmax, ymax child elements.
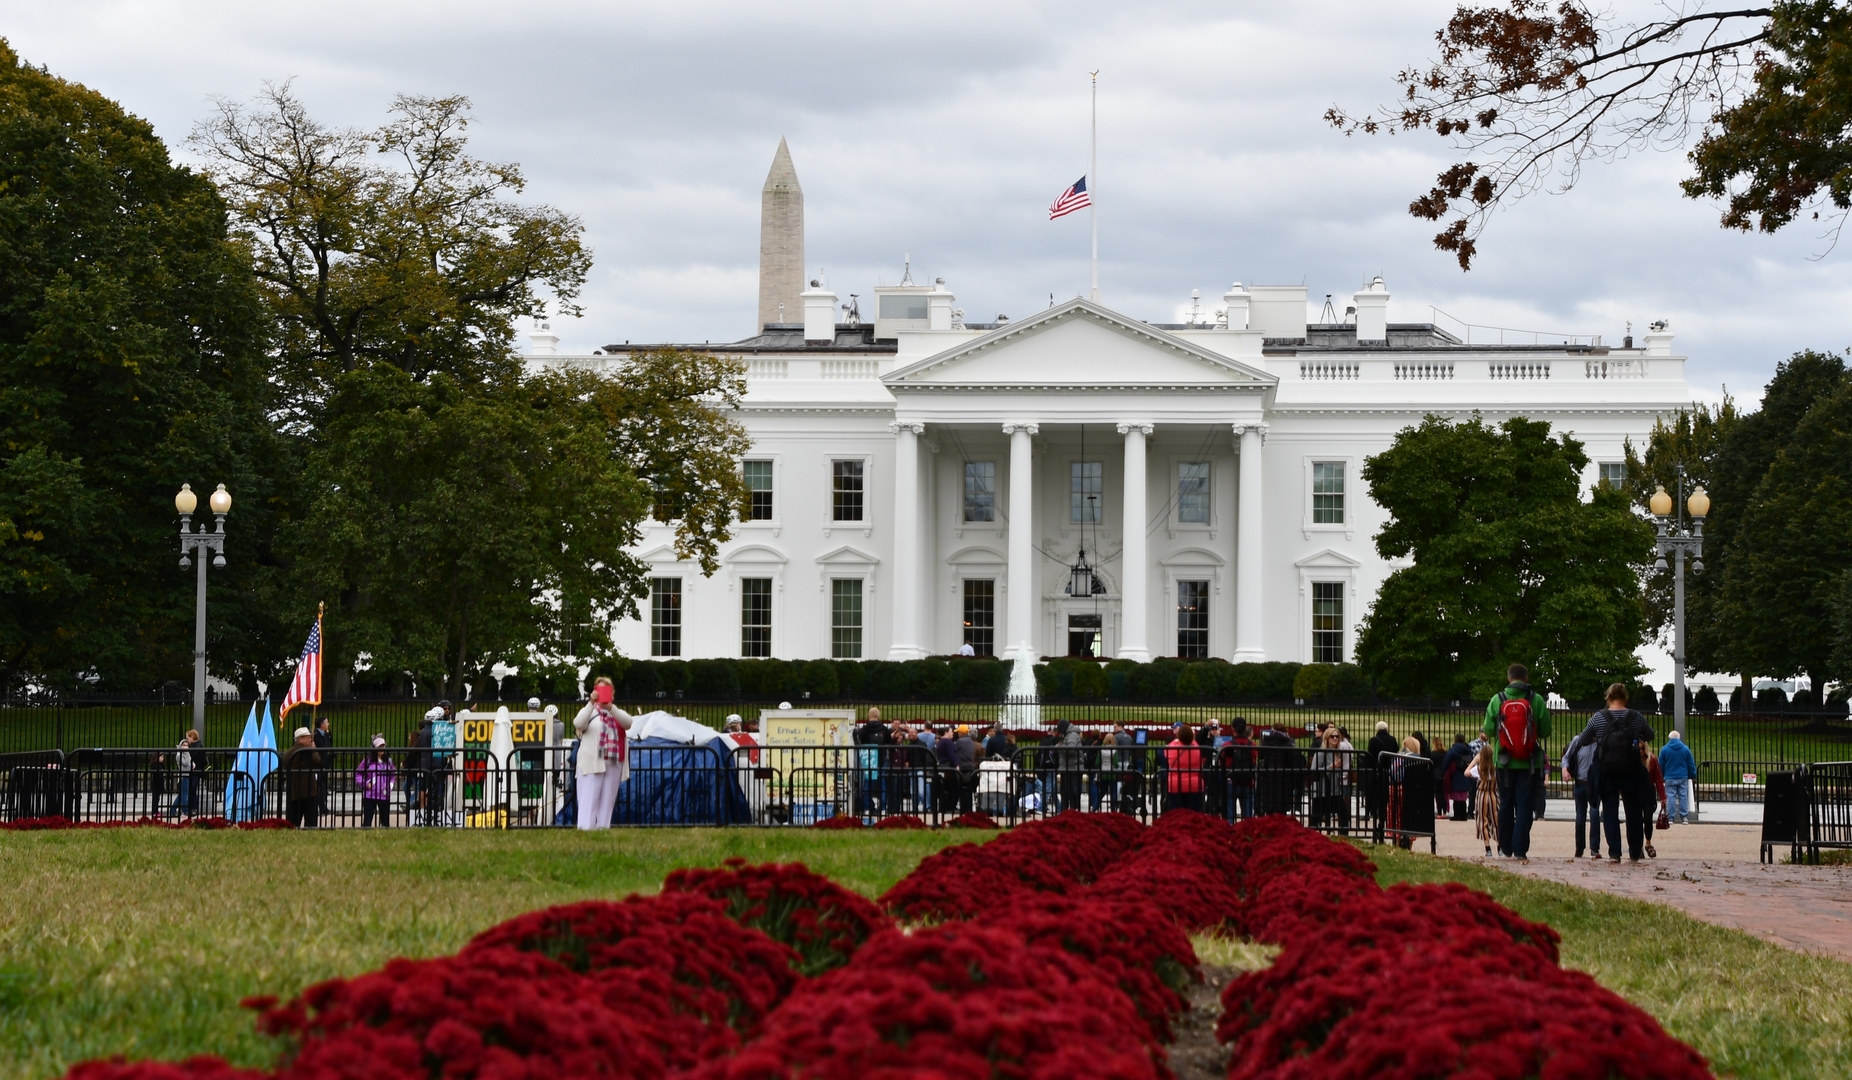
<box><xmin>1069</xmin><ymin>547</ymin><xmax>1094</xmax><ymax>596</ymax></box>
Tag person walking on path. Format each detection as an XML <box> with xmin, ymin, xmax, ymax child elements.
<box><xmin>1659</xmin><ymin>730</ymin><xmax>1697</xmax><ymax>824</ymax></box>
<box><xmin>169</xmin><ymin>729</ymin><xmax>200</xmax><ymax>820</ymax></box>
<box><xmin>1440</xmin><ymin>734</ymin><xmax>1475</xmax><ymax>820</ymax></box>
<box><xmin>1561</xmin><ymin>732</ymin><xmax>1603</xmax><ymax>859</ymax></box>
<box><xmin>1567</xmin><ymin>683</ymin><xmax>1657</xmax><ymax>863</ymax></box>
<box><xmin>1365</xmin><ymin>721</ymin><xmax>1398</xmax><ymax>842</ymax></box>
<box><xmin>1472</xmin><ymin>741</ymin><xmax>1499</xmax><ymax>857</ymax></box>
<box><xmin>573</xmin><ymin>677</ymin><xmax>632</xmax><ymax>830</ymax></box>
<box><xmin>1481</xmin><ymin>663</ymin><xmax>1551</xmax><ymax>862</ymax></box>
<box><xmin>355</xmin><ymin>735</ymin><xmax>397</xmax><ymax>828</ymax></box>
<box><xmin>1643</xmin><ymin>743</ymin><xmax>1668</xmax><ymax>859</ymax></box>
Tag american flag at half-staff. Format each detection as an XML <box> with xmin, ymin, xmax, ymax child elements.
<box><xmin>278</xmin><ymin>604</ymin><xmax>323</xmax><ymax>719</ymax></box>
<box><xmin>1048</xmin><ymin>175</ymin><xmax>1091</xmax><ymax>220</ymax></box>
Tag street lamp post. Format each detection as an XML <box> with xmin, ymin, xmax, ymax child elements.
<box><xmin>176</xmin><ymin>483</ymin><xmax>232</xmax><ymax>734</ymax></box>
<box><xmin>1650</xmin><ymin>470</ymin><xmax>1709</xmax><ymax>738</ymax></box>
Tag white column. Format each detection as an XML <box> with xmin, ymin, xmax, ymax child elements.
<box><xmin>1004</xmin><ymin>422</ymin><xmax>1038</xmax><ymax>660</ymax></box>
<box><xmin>1116</xmin><ymin>422</ymin><xmax>1153</xmax><ymax>661</ymax></box>
<box><xmin>887</xmin><ymin>421</ymin><xmax>926</xmax><ymax>660</ymax></box>
<box><xmin>1233</xmin><ymin>423</ymin><xmax>1267</xmax><ymax>662</ymax></box>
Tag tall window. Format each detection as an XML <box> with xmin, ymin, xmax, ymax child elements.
<box><xmin>963</xmin><ymin>579</ymin><xmax>995</xmax><ymax>656</ymax></box>
<box><xmin>1312</xmin><ymin>462</ymin><xmax>1345</xmax><ymax>524</ymax></box>
<box><xmin>740</xmin><ymin>577</ymin><xmax>772</xmax><ymax>657</ymax></box>
<box><xmin>1071</xmin><ymin>461</ymin><xmax>1102</xmax><ymax>523</ymax></box>
<box><xmin>1177</xmin><ymin>580</ymin><xmax>1210</xmax><ymax>658</ymax></box>
<box><xmin>650</xmin><ymin>578</ymin><xmax>682</xmax><ymax>657</ymax></box>
<box><xmin>1178</xmin><ymin>462</ymin><xmax>1210</xmax><ymax>524</ymax></box>
<box><xmin>650</xmin><ymin>474</ymin><xmax>671</xmax><ymax>523</ymax></box>
<box><xmin>963</xmin><ymin>461</ymin><xmax>996</xmax><ymax>522</ymax></box>
<box><xmin>831</xmin><ymin>579</ymin><xmax>863</xmax><ymax>659</ymax></box>
<box><xmin>833</xmin><ymin>460</ymin><xmax>864</xmax><ymax>521</ymax></box>
<box><xmin>1311</xmin><ymin>581</ymin><xmax>1344</xmax><ymax>663</ymax></box>
<box><xmin>743</xmin><ymin>460</ymin><xmax>774</xmax><ymax>520</ymax></box>
<box><xmin>1598</xmin><ymin>462</ymin><xmax>1627</xmax><ymax>490</ymax></box>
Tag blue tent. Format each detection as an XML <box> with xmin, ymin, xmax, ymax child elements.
<box><xmin>613</xmin><ymin>736</ymin><xmax>751</xmax><ymax>825</ymax></box>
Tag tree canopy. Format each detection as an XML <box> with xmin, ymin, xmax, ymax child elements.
<box><xmin>1355</xmin><ymin>415</ymin><xmax>1652</xmax><ymax>701</ymax></box>
<box><xmin>1329</xmin><ymin>2</ymin><xmax>1852</xmax><ymax>268</ymax></box>
<box><xmin>0</xmin><ymin>40</ymin><xmax>277</xmax><ymax>696</ymax></box>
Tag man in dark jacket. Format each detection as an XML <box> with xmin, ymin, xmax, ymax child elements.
<box><xmin>1567</xmin><ymin>683</ymin><xmax>1656</xmax><ymax>862</ymax></box>
<box><xmin>1481</xmin><ymin>664</ymin><xmax>1551</xmax><ymax>862</ymax></box>
<box><xmin>1364</xmin><ymin>721</ymin><xmax>1399</xmax><ymax>841</ymax></box>
<box><xmin>313</xmin><ymin>716</ymin><xmax>334</xmax><ymax>814</ymax></box>
<box><xmin>284</xmin><ymin>727</ymin><xmax>322</xmax><ymax>828</ymax></box>
<box><xmin>1255</xmin><ymin>729</ymin><xmax>1306</xmax><ymax>817</ymax></box>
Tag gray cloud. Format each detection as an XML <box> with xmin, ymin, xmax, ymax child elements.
<box><xmin>7</xmin><ymin>0</ymin><xmax>1845</xmax><ymax>402</ymax></box>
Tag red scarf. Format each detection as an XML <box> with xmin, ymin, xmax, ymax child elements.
<box><xmin>597</xmin><ymin>708</ymin><xmax>627</xmax><ymax>762</ymax></box>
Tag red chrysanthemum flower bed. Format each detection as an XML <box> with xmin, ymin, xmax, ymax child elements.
<box><xmin>808</xmin><ymin>815</ymin><xmax>863</xmax><ymax>830</ymax></box>
<box><xmin>947</xmin><ymin>811</ymin><xmax>999</xmax><ymax>829</ymax></box>
<box><xmin>684</xmin><ymin>922</ymin><xmax>1167</xmax><ymax>1080</ymax></box>
<box><xmin>50</xmin><ymin>810</ymin><xmax>1713</xmax><ymax>1080</ymax></box>
<box><xmin>1</xmin><ymin>816</ymin><xmax>290</xmax><ymax>832</ymax></box>
<box><xmin>663</xmin><ymin>859</ymin><xmax>890</xmax><ymax>975</ymax></box>
<box><xmin>870</xmin><ymin>814</ymin><xmax>926</xmax><ymax>830</ymax></box>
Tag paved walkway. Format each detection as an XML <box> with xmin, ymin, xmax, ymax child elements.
<box><xmin>1427</xmin><ymin>817</ymin><xmax>1852</xmax><ymax>962</ymax></box>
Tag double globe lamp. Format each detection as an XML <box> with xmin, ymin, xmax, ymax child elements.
<box><xmin>176</xmin><ymin>482</ymin><xmax>232</xmax><ymax>730</ymax></box>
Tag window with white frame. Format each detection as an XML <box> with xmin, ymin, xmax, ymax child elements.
<box><xmin>832</xmin><ymin>460</ymin><xmax>864</xmax><ymax>521</ymax></box>
<box><xmin>963</xmin><ymin>461</ymin><xmax>996</xmax><ymax>522</ymax></box>
<box><xmin>1312</xmin><ymin>462</ymin><xmax>1345</xmax><ymax>524</ymax></box>
<box><xmin>743</xmin><ymin>460</ymin><xmax>774</xmax><ymax>520</ymax></box>
<box><xmin>1598</xmin><ymin>462</ymin><xmax>1627</xmax><ymax>490</ymax></box>
<box><xmin>1177</xmin><ymin>462</ymin><xmax>1210</xmax><ymax>524</ymax></box>
<box><xmin>1071</xmin><ymin>461</ymin><xmax>1102</xmax><ymax>523</ymax></box>
<box><xmin>963</xmin><ymin>580</ymin><xmax>995</xmax><ymax>656</ymax></box>
<box><xmin>740</xmin><ymin>577</ymin><xmax>772</xmax><ymax>657</ymax></box>
<box><xmin>1311</xmin><ymin>581</ymin><xmax>1344</xmax><ymax>663</ymax></box>
<box><xmin>831</xmin><ymin>578</ymin><xmax>863</xmax><ymax>659</ymax></box>
<box><xmin>1176</xmin><ymin>580</ymin><xmax>1210</xmax><ymax>658</ymax></box>
<box><xmin>650</xmin><ymin>578</ymin><xmax>682</xmax><ymax>657</ymax></box>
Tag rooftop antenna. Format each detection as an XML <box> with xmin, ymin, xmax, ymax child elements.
<box><xmin>1049</xmin><ymin>292</ymin><xmax>1055</xmax><ymax>309</ymax></box>
<box><xmin>1319</xmin><ymin>293</ymin><xmax>1339</xmax><ymax>323</ymax></box>
<box><xmin>900</xmin><ymin>252</ymin><xmax>914</xmax><ymax>287</ymax></box>
<box><xmin>1186</xmin><ymin>288</ymin><xmax>1204</xmax><ymax>325</ymax></box>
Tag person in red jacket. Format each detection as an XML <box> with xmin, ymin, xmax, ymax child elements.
<box><xmin>1165</xmin><ymin>727</ymin><xmax>1204</xmax><ymax>813</ymax></box>
<box><xmin>1643</xmin><ymin>743</ymin><xmax>1668</xmax><ymax>859</ymax></box>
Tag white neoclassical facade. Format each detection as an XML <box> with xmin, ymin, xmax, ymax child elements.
<box><xmin>530</xmin><ymin>278</ymin><xmax>1693</xmax><ymax>669</ymax></box>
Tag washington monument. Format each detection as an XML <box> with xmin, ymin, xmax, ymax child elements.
<box><xmin>758</xmin><ymin>138</ymin><xmax>804</xmax><ymax>331</ymax></box>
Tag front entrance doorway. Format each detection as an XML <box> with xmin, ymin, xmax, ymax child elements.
<box><xmin>1067</xmin><ymin>613</ymin><xmax>1103</xmax><ymax>657</ymax></box>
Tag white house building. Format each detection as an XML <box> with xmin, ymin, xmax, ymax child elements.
<box><xmin>528</xmin><ymin>146</ymin><xmax>1694</xmax><ymax>672</ymax></box>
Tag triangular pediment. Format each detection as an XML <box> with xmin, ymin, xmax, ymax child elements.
<box><xmin>1295</xmin><ymin>548</ymin><xmax>1363</xmax><ymax>570</ymax></box>
<box><xmin>884</xmin><ymin>299</ymin><xmax>1276</xmax><ymax>389</ymax></box>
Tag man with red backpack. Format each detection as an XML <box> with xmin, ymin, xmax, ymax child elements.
<box><xmin>1480</xmin><ymin>663</ymin><xmax>1552</xmax><ymax>862</ymax></box>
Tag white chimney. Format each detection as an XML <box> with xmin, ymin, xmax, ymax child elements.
<box><xmin>1248</xmin><ymin>285</ymin><xmax>1308</xmax><ymax>341</ymax></box>
<box><xmin>528</xmin><ymin>321</ymin><xmax>559</xmax><ymax>356</ymax></box>
<box><xmin>1643</xmin><ymin>319</ymin><xmax>1674</xmax><ymax>356</ymax></box>
<box><xmin>928</xmin><ymin>277</ymin><xmax>955</xmax><ymax>331</ymax></box>
<box><xmin>1222</xmin><ymin>282</ymin><xmax>1250</xmax><ymax>330</ymax></box>
<box><xmin>1353</xmin><ymin>276</ymin><xmax>1389</xmax><ymax>344</ymax></box>
<box><xmin>802</xmin><ymin>278</ymin><xmax>837</xmax><ymax>344</ymax></box>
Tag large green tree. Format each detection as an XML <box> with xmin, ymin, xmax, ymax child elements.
<box><xmin>0</xmin><ymin>41</ymin><xmax>280</xmax><ymax>695</ymax></box>
<box><xmin>196</xmin><ymin>86</ymin><xmax>750</xmax><ymax>699</ymax></box>
<box><xmin>1356</xmin><ymin>415</ymin><xmax>1652</xmax><ymax>701</ymax></box>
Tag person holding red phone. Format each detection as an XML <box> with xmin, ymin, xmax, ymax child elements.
<box><xmin>574</xmin><ymin>676</ymin><xmax>632</xmax><ymax>830</ymax></box>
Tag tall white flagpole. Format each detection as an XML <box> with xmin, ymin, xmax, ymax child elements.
<box><xmin>1089</xmin><ymin>70</ymin><xmax>1100</xmax><ymax>303</ymax></box>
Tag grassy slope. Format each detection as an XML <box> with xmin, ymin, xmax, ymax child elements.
<box><xmin>0</xmin><ymin>829</ymin><xmax>974</xmax><ymax>1079</ymax></box>
<box><xmin>1369</xmin><ymin>847</ymin><xmax>1852</xmax><ymax>1080</ymax></box>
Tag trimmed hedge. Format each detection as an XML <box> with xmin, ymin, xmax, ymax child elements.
<box><xmin>1034</xmin><ymin>657</ymin><xmax>1371</xmax><ymax>704</ymax></box>
<box><xmin>605</xmin><ymin>656</ymin><xmax>1010</xmax><ymax>703</ymax></box>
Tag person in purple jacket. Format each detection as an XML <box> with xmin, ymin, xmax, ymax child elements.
<box><xmin>355</xmin><ymin>735</ymin><xmax>398</xmax><ymax>828</ymax></box>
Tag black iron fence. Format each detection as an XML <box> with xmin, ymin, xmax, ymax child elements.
<box><xmin>0</xmin><ymin>742</ymin><xmax>1442</xmax><ymax>851</ymax></box>
<box><xmin>1762</xmin><ymin>761</ymin><xmax>1852</xmax><ymax>864</ymax></box>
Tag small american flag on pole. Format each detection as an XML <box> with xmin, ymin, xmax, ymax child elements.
<box><xmin>278</xmin><ymin>606</ymin><xmax>323</xmax><ymax>719</ymax></box>
<box><xmin>1048</xmin><ymin>175</ymin><xmax>1091</xmax><ymax>220</ymax></box>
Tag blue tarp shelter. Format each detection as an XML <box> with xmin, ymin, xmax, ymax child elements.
<box><xmin>612</xmin><ymin>735</ymin><xmax>751</xmax><ymax>825</ymax></box>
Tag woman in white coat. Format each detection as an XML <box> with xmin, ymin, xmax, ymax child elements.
<box><xmin>574</xmin><ymin>677</ymin><xmax>632</xmax><ymax>830</ymax></box>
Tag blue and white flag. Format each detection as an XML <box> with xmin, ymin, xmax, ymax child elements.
<box><xmin>225</xmin><ymin>699</ymin><xmax>279</xmax><ymax>822</ymax></box>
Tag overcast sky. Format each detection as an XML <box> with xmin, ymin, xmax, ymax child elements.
<box><xmin>7</xmin><ymin>0</ymin><xmax>1846</xmax><ymax>407</ymax></box>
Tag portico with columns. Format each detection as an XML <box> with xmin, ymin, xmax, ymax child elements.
<box><xmin>879</xmin><ymin>299</ymin><xmax>1276</xmax><ymax>667</ymax></box>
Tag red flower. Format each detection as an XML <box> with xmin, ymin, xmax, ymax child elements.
<box><xmin>1011</xmin><ymin>895</ymin><xmax>1201</xmax><ymax>1044</ymax></box>
<box><xmin>63</xmin><ymin>1057</ymin><xmax>267</xmax><ymax>1080</ymax></box>
<box><xmin>664</xmin><ymin>860</ymin><xmax>890</xmax><ymax>975</ymax></box>
<box><xmin>871</xmin><ymin>814</ymin><xmax>927</xmax><ymax>830</ymax></box>
<box><xmin>810</xmin><ymin>815</ymin><xmax>865</xmax><ymax>830</ymax></box>
<box><xmin>947</xmin><ymin>812</ymin><xmax>1000</xmax><ymax>829</ymax></box>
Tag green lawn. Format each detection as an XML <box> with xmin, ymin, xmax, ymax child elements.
<box><xmin>0</xmin><ymin>829</ymin><xmax>1847</xmax><ymax>1080</ymax></box>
